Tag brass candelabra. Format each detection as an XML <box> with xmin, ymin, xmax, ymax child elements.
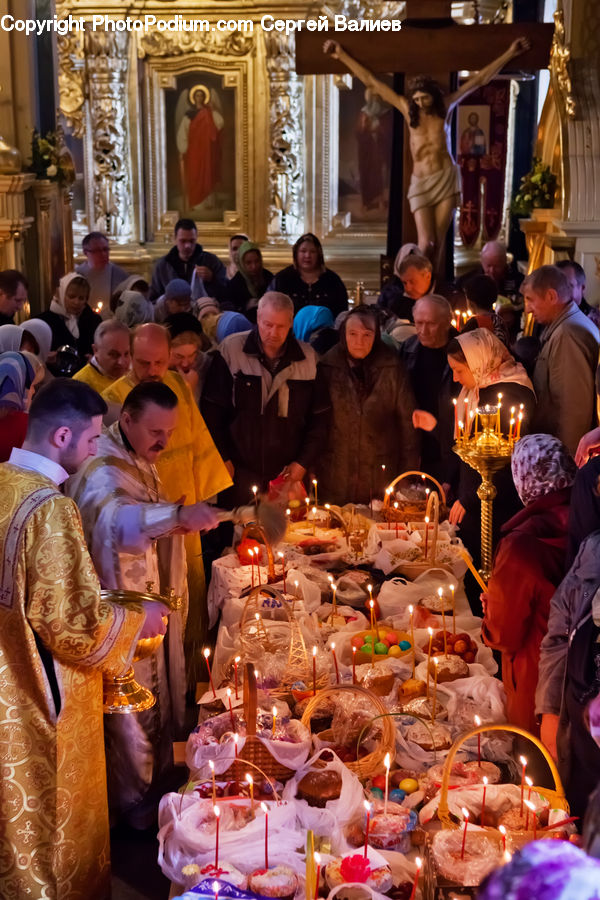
<box><xmin>453</xmin><ymin>405</ymin><xmax>519</xmax><ymax>580</ymax></box>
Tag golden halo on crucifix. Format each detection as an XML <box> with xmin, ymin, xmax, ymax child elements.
<box><xmin>188</xmin><ymin>84</ymin><xmax>210</xmax><ymax>106</ymax></box>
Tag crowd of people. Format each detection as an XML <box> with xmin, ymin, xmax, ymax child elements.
<box><xmin>1</xmin><ymin>219</ymin><xmax>600</xmax><ymax>896</ymax></box>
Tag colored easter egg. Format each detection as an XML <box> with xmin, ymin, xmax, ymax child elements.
<box><xmin>398</xmin><ymin>778</ymin><xmax>419</xmax><ymax>795</ymax></box>
<box><xmin>387</xmin><ymin>645</ymin><xmax>402</xmax><ymax>658</ymax></box>
<box><xmin>374</xmin><ymin>642</ymin><xmax>388</xmax><ymax>655</ymax></box>
<box><xmin>399</xmin><ymin>640</ymin><xmax>411</xmax><ymax>651</ymax></box>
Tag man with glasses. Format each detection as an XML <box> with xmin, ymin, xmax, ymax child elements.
<box><xmin>76</xmin><ymin>231</ymin><xmax>128</xmax><ymax>312</ymax></box>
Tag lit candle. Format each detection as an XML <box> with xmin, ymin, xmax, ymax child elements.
<box><xmin>519</xmin><ymin>756</ymin><xmax>527</xmax><ymax>814</ymax></box>
<box><xmin>233</xmin><ymin>733</ymin><xmax>239</xmax><ymax>758</ymax></box>
<box><xmin>383</xmin><ymin>752</ymin><xmax>391</xmax><ymax>814</ymax></box>
<box><xmin>249</xmin><ymin>548</ymin><xmax>255</xmax><ymax>588</ymax></box>
<box><xmin>332</xmin><ymin>583</ymin><xmax>337</xmax><ymax>616</ymax></box>
<box><xmin>499</xmin><ymin>824</ymin><xmax>506</xmax><ymax>853</ymax></box>
<box><xmin>294</xmin><ymin>580</ymin><xmax>300</xmax><ymax>599</ymax></box>
<box><xmin>311</xmin><ymin>506</ymin><xmax>317</xmax><ymax>536</ymax></box>
<box><xmin>312</xmin><ymin>645</ymin><xmax>317</xmax><ymax>696</ymax></box>
<box><xmin>424</xmin><ymin>516</ymin><xmax>429</xmax><ymax>558</ymax></box>
<box><xmin>453</xmin><ymin>397</ymin><xmax>458</xmax><ymax>436</ymax></box>
<box><xmin>254</xmin><ymin>545</ymin><xmax>261</xmax><ymax>577</ymax></box>
<box><xmin>260</xmin><ymin>802</ymin><xmax>269</xmax><ymax>868</ymax></box>
<box><xmin>330</xmin><ymin>642</ymin><xmax>340</xmax><ymax>684</ymax></box>
<box><xmin>496</xmin><ymin>393</ymin><xmax>503</xmax><ymax>434</ymax></box>
<box><xmin>214</xmin><ymin>804</ymin><xmax>220</xmax><ymax>867</ymax></box>
<box><xmin>369</xmin><ymin>598</ymin><xmax>375</xmax><ymax>631</ymax></box>
<box><xmin>450</xmin><ymin>583</ymin><xmax>456</xmax><ymax>634</ymax></box>
<box><xmin>393</xmin><ymin>502</ymin><xmax>399</xmax><ymax>538</ymax></box>
<box><xmin>314</xmin><ymin>851</ymin><xmax>321</xmax><ymax>900</ymax></box>
<box><xmin>305</xmin><ymin>497</ymin><xmax>310</xmax><ymax>519</ymax></box>
<box><xmin>367</xmin><ymin>583</ymin><xmax>373</xmax><ymax>608</ymax></box>
<box><xmin>408</xmin><ymin>605</ymin><xmax>416</xmax><ymax>676</ymax></box>
<box><xmin>431</xmin><ymin>657</ymin><xmax>438</xmax><ymax>725</ymax></box>
<box><xmin>203</xmin><ymin>647</ymin><xmax>216</xmax><ymax>698</ymax></box>
<box><xmin>213</xmin><ymin>880</ymin><xmax>219</xmax><ymax>900</ymax></box>
<box><xmin>271</xmin><ymin>704</ymin><xmax>277</xmax><ymax>737</ymax></box>
<box><xmin>509</xmin><ymin>406</ymin><xmax>515</xmax><ymax>440</ymax></box>
<box><xmin>286</xmin><ymin>507</ymin><xmax>291</xmax><ymax>525</ymax></box>
<box><xmin>408</xmin><ymin>857</ymin><xmax>422</xmax><ymax>900</ymax></box>
<box><xmin>363</xmin><ymin>801</ymin><xmax>371</xmax><ymax>859</ymax></box>
<box><xmin>516</xmin><ymin>411</ymin><xmax>523</xmax><ymax>440</ymax></box>
<box><xmin>474</xmin><ymin>715</ymin><xmax>481</xmax><ymax>765</ymax></box>
<box><xmin>480</xmin><ymin>776</ymin><xmax>488</xmax><ymax>827</ymax></box>
<box><xmin>455</xmin><ymin>309</ymin><xmax>461</xmax><ymax>331</ymax></box>
<box><xmin>226</xmin><ymin>688</ymin><xmax>235</xmax><ymax>731</ymax></box>
<box><xmin>209</xmin><ymin>759</ymin><xmax>216</xmax><ymax>804</ymax></box>
<box><xmin>526</xmin><ymin>775</ymin><xmax>533</xmax><ymax>806</ymax></box>
<box><xmin>524</xmin><ymin>799</ymin><xmax>537</xmax><ymax>838</ymax></box>
<box><xmin>460</xmin><ymin>808</ymin><xmax>470</xmax><ymax>860</ymax></box>
<box><xmin>352</xmin><ymin>646</ymin><xmax>357</xmax><ymax>684</ymax></box>
<box><xmin>426</xmin><ymin>627</ymin><xmax>433</xmax><ymax>699</ymax></box>
<box><xmin>277</xmin><ymin>551</ymin><xmax>286</xmax><ymax>593</ymax></box>
<box><xmin>438</xmin><ymin>588</ymin><xmax>447</xmax><ymax>656</ymax></box>
<box><xmin>463</xmin><ymin>397</ymin><xmax>469</xmax><ymax>434</ymax></box>
<box><xmin>252</xmin><ymin>484</ymin><xmax>258</xmax><ymax>510</ymax></box>
<box><xmin>474</xmin><ymin>409</ymin><xmax>479</xmax><ymax>437</ymax></box>
<box><xmin>246</xmin><ymin>772</ymin><xmax>254</xmax><ymax>809</ymax></box>
<box><xmin>312</xmin><ymin>478</ymin><xmax>318</xmax><ymax>508</ymax></box>
<box><xmin>234</xmin><ymin>656</ymin><xmax>240</xmax><ymax>700</ymax></box>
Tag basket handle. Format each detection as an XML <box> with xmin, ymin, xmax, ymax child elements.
<box><xmin>425</xmin><ymin>491</ymin><xmax>439</xmax><ymax>564</ymax></box>
<box><xmin>243</xmin><ymin>663</ymin><xmax>258</xmax><ymax>737</ymax></box>
<box><xmin>437</xmin><ymin>723</ymin><xmax>567</xmax><ymax>822</ymax></box>
<box><xmin>384</xmin><ymin>471</ymin><xmax>447</xmax><ymax>508</ymax></box>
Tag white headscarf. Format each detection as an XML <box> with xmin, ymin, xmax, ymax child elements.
<box><xmin>49</xmin><ymin>272</ymin><xmax>89</xmax><ymax>340</ymax></box>
<box><xmin>20</xmin><ymin>319</ymin><xmax>52</xmax><ymax>362</ymax></box>
<box><xmin>453</xmin><ymin>328</ymin><xmax>533</xmax><ymax>436</ymax></box>
<box><xmin>0</xmin><ymin>324</ymin><xmax>23</xmax><ymax>352</ymax></box>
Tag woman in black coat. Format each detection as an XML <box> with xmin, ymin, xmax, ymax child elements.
<box><xmin>37</xmin><ymin>272</ymin><xmax>101</xmax><ymax>374</ymax></box>
<box><xmin>270</xmin><ymin>233</ymin><xmax>348</xmax><ymax>318</ymax></box>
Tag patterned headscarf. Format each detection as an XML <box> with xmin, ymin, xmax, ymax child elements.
<box><xmin>114</xmin><ymin>291</ymin><xmax>154</xmax><ymax>328</ymax></box>
<box><xmin>453</xmin><ymin>328</ymin><xmax>533</xmax><ymax>436</ymax></box>
<box><xmin>511</xmin><ymin>433</ymin><xmax>577</xmax><ymax>506</ymax></box>
<box><xmin>478</xmin><ymin>841</ymin><xmax>600</xmax><ymax>900</ymax></box>
<box><xmin>0</xmin><ymin>351</ymin><xmax>34</xmax><ymax>411</ymax></box>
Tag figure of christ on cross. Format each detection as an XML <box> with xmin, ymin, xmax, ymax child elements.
<box><xmin>323</xmin><ymin>36</ymin><xmax>531</xmax><ymax>272</ymax></box>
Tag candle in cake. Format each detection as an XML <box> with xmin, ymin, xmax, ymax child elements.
<box><xmin>234</xmin><ymin>656</ymin><xmax>241</xmax><ymax>700</ymax></box>
<box><xmin>209</xmin><ymin>759</ymin><xmax>216</xmax><ymax>803</ymax></box>
<box><xmin>246</xmin><ymin>772</ymin><xmax>254</xmax><ymax>809</ymax></box>
<box><xmin>311</xmin><ymin>507</ymin><xmax>317</xmax><ymax>536</ymax></box>
<box><xmin>254</xmin><ymin>546</ymin><xmax>261</xmax><ymax>576</ymax></box>
<box><xmin>332</xmin><ymin>583</ymin><xmax>337</xmax><ymax>616</ymax></box>
<box><xmin>313</xmin><ymin>852</ymin><xmax>321</xmax><ymax>900</ymax></box>
<box><xmin>330</xmin><ymin>642</ymin><xmax>340</xmax><ymax>684</ymax></box>
<box><xmin>214</xmin><ymin>804</ymin><xmax>220</xmax><ymax>867</ymax></box>
<box><xmin>213</xmin><ymin>880</ymin><xmax>219</xmax><ymax>900</ymax></box>
<box><xmin>524</xmin><ymin>799</ymin><xmax>537</xmax><ymax>838</ymax></box>
<box><xmin>393</xmin><ymin>503</ymin><xmax>399</xmax><ymax>538</ymax></box>
<box><xmin>369</xmin><ymin>598</ymin><xmax>375</xmax><ymax>631</ymax></box>
<box><xmin>450</xmin><ymin>583</ymin><xmax>456</xmax><ymax>633</ymax></box>
<box><xmin>383</xmin><ymin>752</ymin><xmax>391</xmax><ymax>815</ymax></box>
<box><xmin>426</xmin><ymin>627</ymin><xmax>433</xmax><ymax>699</ymax></box>
<box><xmin>424</xmin><ymin>516</ymin><xmax>429</xmax><ymax>557</ymax></box>
<box><xmin>525</xmin><ymin>775</ymin><xmax>533</xmax><ymax>806</ymax></box>
<box><xmin>277</xmin><ymin>551</ymin><xmax>286</xmax><ymax>593</ymax></box>
<box><xmin>438</xmin><ymin>588</ymin><xmax>448</xmax><ymax>656</ymax></box>
<box><xmin>480</xmin><ymin>776</ymin><xmax>488</xmax><ymax>827</ymax></box>
<box><xmin>352</xmin><ymin>646</ymin><xmax>357</xmax><ymax>684</ymax></box>
<box><xmin>312</xmin><ymin>646</ymin><xmax>317</xmax><ymax>695</ymax></box>
<box><xmin>431</xmin><ymin>657</ymin><xmax>438</xmax><ymax>725</ymax></box>
<box><xmin>203</xmin><ymin>647</ymin><xmax>217</xmax><ymax>698</ymax></box>
<box><xmin>474</xmin><ymin>715</ymin><xmax>481</xmax><ymax>765</ymax></box>
<box><xmin>408</xmin><ymin>857</ymin><xmax>421</xmax><ymax>900</ymax></box>
<box><xmin>261</xmin><ymin>802</ymin><xmax>269</xmax><ymax>868</ymax></box>
<box><xmin>408</xmin><ymin>605</ymin><xmax>416</xmax><ymax>676</ymax></box>
<box><xmin>519</xmin><ymin>756</ymin><xmax>527</xmax><ymax>814</ymax></box>
<box><xmin>249</xmin><ymin>548</ymin><xmax>255</xmax><ymax>588</ymax></box>
<box><xmin>305</xmin><ymin>497</ymin><xmax>310</xmax><ymax>520</ymax></box>
<box><xmin>363</xmin><ymin>801</ymin><xmax>371</xmax><ymax>859</ymax></box>
<box><xmin>233</xmin><ymin>733</ymin><xmax>239</xmax><ymax>758</ymax></box>
<box><xmin>499</xmin><ymin>824</ymin><xmax>506</xmax><ymax>852</ymax></box>
<box><xmin>226</xmin><ymin>688</ymin><xmax>235</xmax><ymax>731</ymax></box>
<box><xmin>460</xmin><ymin>808</ymin><xmax>470</xmax><ymax>860</ymax></box>
<box><xmin>271</xmin><ymin>705</ymin><xmax>277</xmax><ymax>737</ymax></box>
<box><xmin>312</xmin><ymin>478</ymin><xmax>318</xmax><ymax>508</ymax></box>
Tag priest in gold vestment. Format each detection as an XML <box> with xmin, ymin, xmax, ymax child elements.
<box><xmin>102</xmin><ymin>323</ymin><xmax>231</xmax><ymax>668</ymax></box>
<box><xmin>0</xmin><ymin>379</ymin><xmax>167</xmax><ymax>900</ymax></box>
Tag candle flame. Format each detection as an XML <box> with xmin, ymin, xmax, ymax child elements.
<box><xmin>352</xmin><ymin>646</ymin><xmax>357</xmax><ymax>654</ymax></box>
<box><xmin>330</xmin><ymin>642</ymin><xmax>335</xmax><ymax>651</ymax></box>
<box><xmin>328</xmin><ymin>574</ymin><xmax>334</xmax><ymax>583</ymax></box>
<box><xmin>415</xmin><ymin>856</ymin><xmax>422</xmax><ymax>870</ymax></box>
<box><xmin>433</xmin><ymin>656</ymin><xmax>438</xmax><ymax>666</ymax></box>
<box><xmin>255</xmin><ymin>612</ymin><xmax>260</xmax><ymax>621</ymax></box>
<box><xmin>369</xmin><ymin>599</ymin><xmax>374</xmax><ymax>610</ymax></box>
<box><xmin>364</xmin><ymin>800</ymin><xmax>371</xmax><ymax>812</ymax></box>
<box><xmin>428</xmin><ymin>627</ymin><xmax>433</xmax><ymax>636</ymax></box>
<box><xmin>312</xmin><ymin>478</ymin><xmax>317</xmax><ymax>485</ymax></box>
<box><xmin>499</xmin><ymin>825</ymin><xmax>506</xmax><ymax>836</ymax></box>
<box><xmin>252</xmin><ymin>485</ymin><xmax>257</xmax><ymax>494</ymax></box>
<box><xmin>277</xmin><ymin>551</ymin><xmax>284</xmax><ymax>559</ymax></box>
<box><xmin>424</xmin><ymin>516</ymin><xmax>429</xmax><ymax>524</ymax></box>
<box><xmin>203</xmin><ymin>647</ymin><xmax>211</xmax><ymax>659</ymax></box>
<box><xmin>226</xmin><ymin>687</ymin><xmax>231</xmax><ymax>697</ymax></box>
<box><xmin>245</xmin><ymin>772</ymin><xmax>253</xmax><ymax>785</ymax></box>
<box><xmin>367</xmin><ymin>583</ymin><xmax>373</xmax><ymax>591</ymax></box>
<box><xmin>314</xmin><ymin>851</ymin><xmax>321</xmax><ymax>865</ymax></box>
<box><xmin>524</xmin><ymin>799</ymin><xmax>536</xmax><ymax>812</ymax></box>
<box><xmin>286</xmin><ymin>508</ymin><xmax>291</xmax><ymax>516</ymax></box>
<box><xmin>449</xmin><ymin>583</ymin><xmax>455</xmax><ymax>592</ymax></box>
<box><xmin>235</xmin><ymin>656</ymin><xmax>241</xmax><ymax>663</ymax></box>
<box><xmin>437</xmin><ymin>587</ymin><xmax>443</xmax><ymax>597</ymax></box>
<box><xmin>483</xmin><ymin>776</ymin><xmax>488</xmax><ymax>786</ymax></box>
<box><xmin>525</xmin><ymin>776</ymin><xmax>533</xmax><ymax>788</ymax></box>
<box><xmin>312</xmin><ymin>645</ymin><xmax>317</xmax><ymax>657</ymax></box>
<box><xmin>519</xmin><ymin>755</ymin><xmax>527</xmax><ymax>766</ymax></box>
<box><xmin>474</xmin><ymin>715</ymin><xmax>481</xmax><ymax>727</ymax></box>
<box><xmin>213</xmin><ymin>882</ymin><xmax>219</xmax><ymax>894</ymax></box>
<box><xmin>394</xmin><ymin>501</ymin><xmax>398</xmax><ymax>509</ymax></box>
<box><xmin>272</xmin><ymin>705</ymin><xmax>277</xmax><ymax>716</ymax></box>
<box><xmin>462</xmin><ymin>807</ymin><xmax>469</xmax><ymax>820</ymax></box>
<box><xmin>384</xmin><ymin>752</ymin><xmax>391</xmax><ymax>769</ymax></box>
<box><xmin>260</xmin><ymin>801</ymin><xmax>268</xmax><ymax>814</ymax></box>
<box><xmin>503</xmin><ymin>850</ymin><xmax>512</xmax><ymax>864</ymax></box>
<box><xmin>234</xmin><ymin>733</ymin><xmax>239</xmax><ymax>745</ymax></box>
<box><xmin>209</xmin><ymin>759</ymin><xmax>214</xmax><ymax>772</ymax></box>
<box><xmin>408</xmin><ymin>604</ymin><xmax>414</xmax><ymax>614</ymax></box>
<box><xmin>214</xmin><ymin>804</ymin><xmax>220</xmax><ymax>818</ymax></box>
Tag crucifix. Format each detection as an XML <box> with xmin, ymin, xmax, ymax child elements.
<box><xmin>296</xmin><ymin>0</ymin><xmax>553</xmax><ymax>276</ymax></box>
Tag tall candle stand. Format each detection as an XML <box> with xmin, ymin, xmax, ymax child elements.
<box><xmin>453</xmin><ymin>405</ymin><xmax>518</xmax><ymax>581</ymax></box>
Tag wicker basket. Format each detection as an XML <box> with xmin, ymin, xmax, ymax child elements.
<box><xmin>224</xmin><ymin>663</ymin><xmax>295</xmax><ymax>785</ymax></box>
<box><xmin>300</xmin><ymin>684</ymin><xmax>396</xmax><ymax>777</ymax></box>
<box><xmin>390</xmin><ymin>492</ymin><xmax>445</xmax><ymax>578</ymax></box>
<box><xmin>382</xmin><ymin>470</ymin><xmax>448</xmax><ymax>523</ymax></box>
<box><xmin>438</xmin><ymin>723</ymin><xmax>568</xmax><ymax>832</ymax></box>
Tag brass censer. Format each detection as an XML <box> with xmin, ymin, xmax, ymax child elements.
<box><xmin>101</xmin><ymin>583</ymin><xmax>182</xmax><ymax>714</ymax></box>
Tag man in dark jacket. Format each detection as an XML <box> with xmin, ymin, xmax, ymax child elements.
<box><xmin>150</xmin><ymin>219</ymin><xmax>227</xmax><ymax>302</ymax></box>
<box><xmin>0</xmin><ymin>269</ymin><xmax>28</xmax><ymax>326</ymax></box>
<box><xmin>201</xmin><ymin>291</ymin><xmax>330</xmax><ymax>505</ymax></box>
<box><xmin>399</xmin><ymin>294</ymin><xmax>458</xmax><ymax>486</ymax></box>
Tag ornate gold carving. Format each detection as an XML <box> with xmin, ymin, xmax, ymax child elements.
<box><xmin>265</xmin><ymin>33</ymin><xmax>303</xmax><ymax>239</ymax></box>
<box><xmin>550</xmin><ymin>8</ymin><xmax>576</xmax><ymax>120</ymax></box>
<box><xmin>138</xmin><ymin>29</ymin><xmax>252</xmax><ymax>59</ymax></box>
<box><xmin>57</xmin><ymin>30</ymin><xmax>86</xmax><ymax>138</ymax></box>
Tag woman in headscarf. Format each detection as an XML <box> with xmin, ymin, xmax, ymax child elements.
<box><xmin>316</xmin><ymin>305</ymin><xmax>419</xmax><ymax>505</ymax></box>
<box><xmin>481</xmin><ymin>434</ymin><xmax>576</xmax><ymax>734</ymax></box>
<box><xmin>110</xmin><ymin>274</ymin><xmax>150</xmax><ymax>315</ymax></box>
<box><xmin>446</xmin><ymin>329</ymin><xmax>536</xmax><ymax>597</ymax></box>
<box><xmin>223</xmin><ymin>241</ymin><xmax>272</xmax><ymax>322</ymax></box>
<box><xmin>20</xmin><ymin>318</ymin><xmax>52</xmax><ymax>363</ymax></box>
<box><xmin>113</xmin><ymin>290</ymin><xmax>154</xmax><ymax>328</ymax></box>
<box><xmin>36</xmin><ymin>272</ymin><xmax>101</xmax><ymax>374</ymax></box>
<box><xmin>270</xmin><ymin>233</ymin><xmax>348</xmax><ymax>318</ymax></box>
<box><xmin>478</xmin><ymin>842</ymin><xmax>600</xmax><ymax>900</ymax></box>
<box><xmin>215</xmin><ymin>310</ymin><xmax>252</xmax><ymax>344</ymax></box>
<box><xmin>293</xmin><ymin>305</ymin><xmax>335</xmax><ymax>342</ymax></box>
<box><xmin>0</xmin><ymin>324</ymin><xmax>24</xmax><ymax>352</ymax></box>
<box><xmin>0</xmin><ymin>351</ymin><xmax>36</xmax><ymax>461</ymax></box>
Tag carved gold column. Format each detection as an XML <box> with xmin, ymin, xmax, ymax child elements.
<box><xmin>0</xmin><ymin>173</ymin><xmax>35</xmax><ymax>271</ymax></box>
<box><xmin>84</xmin><ymin>29</ymin><xmax>133</xmax><ymax>242</ymax></box>
<box><xmin>32</xmin><ymin>180</ymin><xmax>60</xmax><ymax>307</ymax></box>
<box><xmin>264</xmin><ymin>33</ymin><xmax>304</xmax><ymax>240</ymax></box>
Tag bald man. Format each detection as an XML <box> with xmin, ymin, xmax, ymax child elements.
<box><xmin>458</xmin><ymin>240</ymin><xmax>523</xmax><ymax>304</ymax></box>
<box><xmin>102</xmin><ymin>323</ymin><xmax>231</xmax><ymax>663</ymax></box>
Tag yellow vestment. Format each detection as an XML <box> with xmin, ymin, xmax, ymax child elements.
<box><xmin>72</xmin><ymin>361</ymin><xmax>114</xmax><ymax>394</ymax></box>
<box><xmin>102</xmin><ymin>370</ymin><xmax>232</xmax><ymax>656</ymax></box>
<box><xmin>0</xmin><ymin>465</ymin><xmax>143</xmax><ymax>899</ymax></box>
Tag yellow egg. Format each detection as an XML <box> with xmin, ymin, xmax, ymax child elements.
<box><xmin>398</xmin><ymin>777</ymin><xmax>419</xmax><ymax>794</ymax></box>
<box><xmin>388</xmin><ymin>645</ymin><xmax>402</xmax><ymax>658</ymax></box>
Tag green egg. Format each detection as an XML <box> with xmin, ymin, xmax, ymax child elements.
<box><xmin>364</xmin><ymin>634</ymin><xmax>374</xmax><ymax>643</ymax></box>
<box><xmin>374</xmin><ymin>642</ymin><xmax>388</xmax><ymax>654</ymax></box>
<box><xmin>359</xmin><ymin>645</ymin><xmax>371</xmax><ymax>654</ymax></box>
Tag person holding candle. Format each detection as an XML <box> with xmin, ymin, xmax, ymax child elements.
<box><xmin>445</xmin><ymin>329</ymin><xmax>535</xmax><ymax>611</ymax></box>
<box><xmin>315</xmin><ymin>305</ymin><xmax>419</xmax><ymax>506</ymax></box>
<box><xmin>481</xmin><ymin>434</ymin><xmax>576</xmax><ymax>735</ymax></box>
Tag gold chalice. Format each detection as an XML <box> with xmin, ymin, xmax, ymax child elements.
<box><xmin>101</xmin><ymin>584</ymin><xmax>182</xmax><ymax>714</ymax></box>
